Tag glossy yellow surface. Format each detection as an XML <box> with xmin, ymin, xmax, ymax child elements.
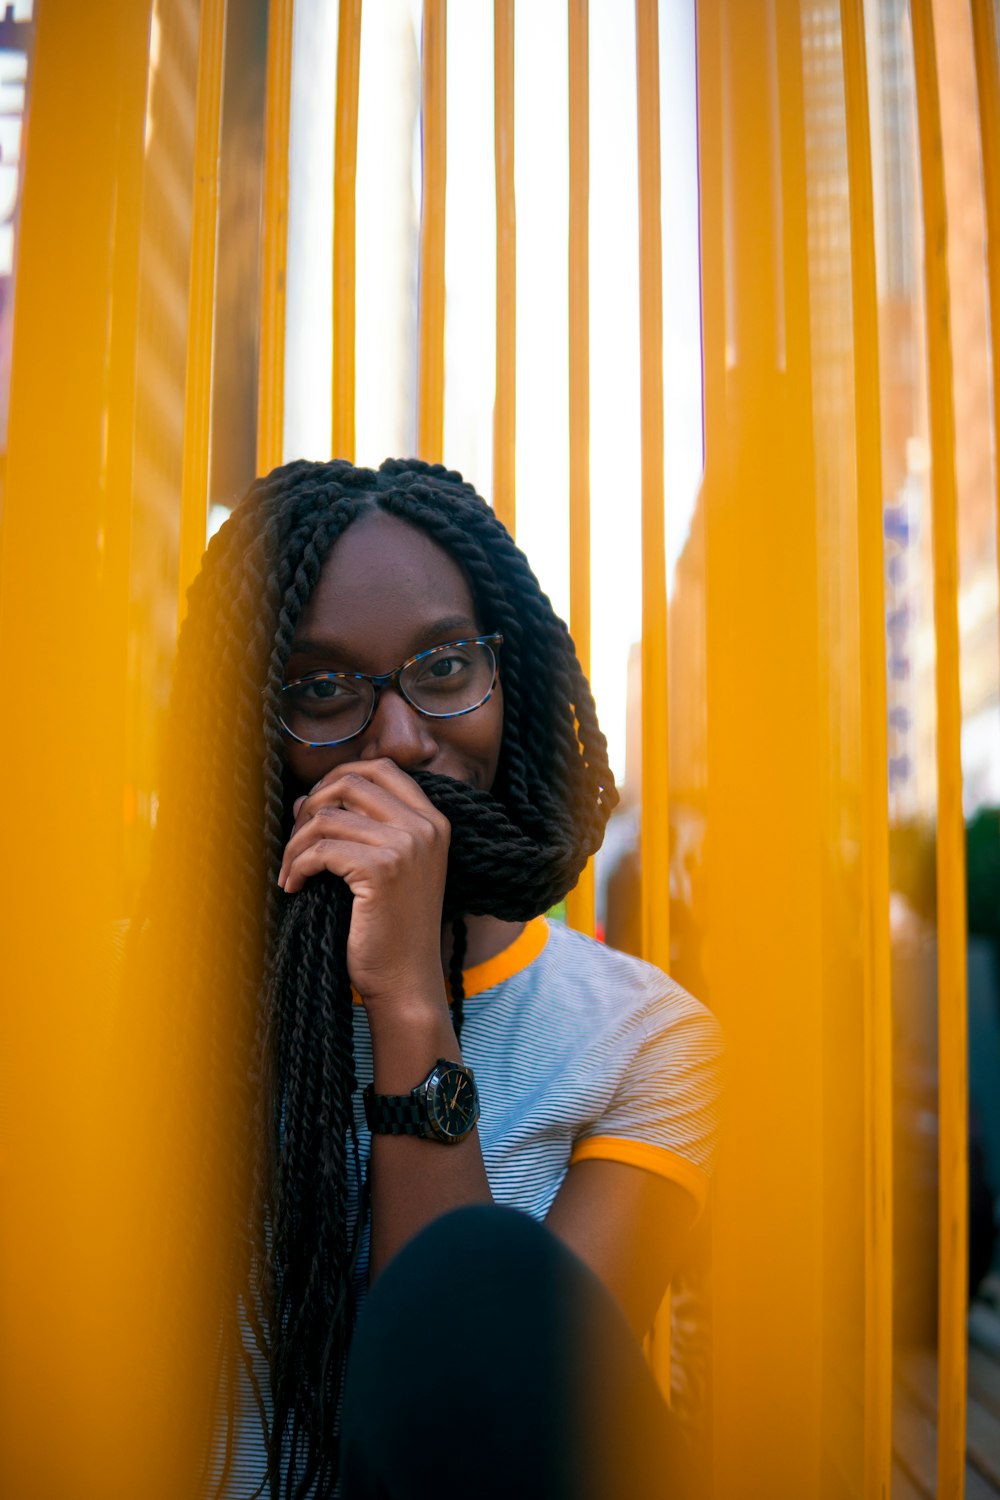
<box><xmin>635</xmin><ymin>0</ymin><xmax>670</xmax><ymax>979</ymax></box>
<box><xmin>840</xmin><ymin>1</ymin><xmax>894</xmax><ymax>1492</ymax></box>
<box><xmin>565</xmin><ymin>0</ymin><xmax>594</xmax><ymax>940</ymax></box>
<box><xmin>257</xmin><ymin>0</ymin><xmax>294</xmax><ymax>475</ymax></box>
<box><xmin>179</xmin><ymin>0</ymin><xmax>227</xmax><ymax>622</ymax></box>
<box><xmin>332</xmin><ymin>0</ymin><xmax>362</xmax><ymax>462</ymax></box>
<box><xmin>2</xmin><ymin>3</ymin><xmax>996</xmax><ymax>1495</ymax></box>
<box><xmin>0</xmin><ymin>7</ymin><xmax>208</xmax><ymax>1496</ymax></box>
<box><xmin>973</xmin><ymin>0</ymin><xmax>1000</xmax><ymax>686</ymax></box>
<box><xmin>493</xmin><ymin>0</ymin><xmax>515</xmax><ymax>537</ymax></box>
<box><xmin>697</xmin><ymin>0</ymin><xmax>827</xmax><ymax>1490</ymax></box>
<box><xmin>417</xmin><ymin>0</ymin><xmax>446</xmax><ymax>464</ymax></box>
<box><xmin>910</xmin><ymin>1</ymin><xmax>970</xmax><ymax>1492</ymax></box>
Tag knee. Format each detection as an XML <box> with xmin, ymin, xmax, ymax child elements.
<box><xmin>356</xmin><ymin>1203</ymin><xmax>571</xmax><ymax>1350</ymax></box>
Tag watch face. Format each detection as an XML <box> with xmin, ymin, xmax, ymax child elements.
<box><xmin>426</xmin><ymin>1064</ymin><xmax>479</xmax><ymax>1142</ymax></box>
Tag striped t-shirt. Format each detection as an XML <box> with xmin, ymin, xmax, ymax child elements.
<box><xmin>218</xmin><ymin>916</ymin><xmax>723</xmax><ymax>1494</ymax></box>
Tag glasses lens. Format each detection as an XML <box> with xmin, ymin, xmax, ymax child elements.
<box><xmin>401</xmin><ymin>640</ymin><xmax>496</xmax><ymax>716</ymax></box>
<box><xmin>281</xmin><ymin>674</ymin><xmax>373</xmax><ymax>744</ymax></box>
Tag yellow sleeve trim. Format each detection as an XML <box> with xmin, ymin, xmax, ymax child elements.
<box><xmin>570</xmin><ymin>1136</ymin><xmax>710</xmax><ymax>1212</ymax></box>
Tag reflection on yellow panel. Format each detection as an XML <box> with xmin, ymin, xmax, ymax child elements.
<box><xmin>698</xmin><ymin>1</ymin><xmax>827</xmax><ymax>1492</ymax></box>
<box><xmin>493</xmin><ymin>0</ymin><xmax>515</xmax><ymax>537</ymax></box>
<box><xmin>840</xmin><ymin>2</ymin><xmax>894</xmax><ymax>1494</ymax></box>
<box><xmin>258</xmin><ymin>0</ymin><xmax>294</xmax><ymax>474</ymax></box>
<box><xmin>635</xmin><ymin>0</ymin><xmax>669</xmax><ymax>982</ymax></box>
<box><xmin>417</xmin><ymin>0</ymin><xmax>446</xmax><ymax>463</ymax></box>
<box><xmin>910</xmin><ymin>3</ymin><xmax>969</xmax><ymax>1494</ymax></box>
<box><xmin>332</xmin><ymin>0</ymin><xmax>362</xmax><ymax>463</ymax></box>
<box><xmin>566</xmin><ymin>0</ymin><xmax>593</xmax><ymax>939</ymax></box>
<box><xmin>0</xmin><ymin>2</ymin><xmax>211</xmax><ymax>1494</ymax></box>
<box><xmin>179</xmin><ymin>0</ymin><xmax>227</xmax><ymax>620</ymax></box>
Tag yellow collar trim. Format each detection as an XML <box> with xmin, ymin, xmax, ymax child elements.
<box><xmin>459</xmin><ymin>914</ymin><xmax>549</xmax><ymax>998</ymax></box>
<box><xmin>351</xmin><ymin>915</ymin><xmax>549</xmax><ymax>1007</ymax></box>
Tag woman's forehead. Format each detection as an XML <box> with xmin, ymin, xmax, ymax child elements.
<box><xmin>293</xmin><ymin>510</ymin><xmax>482</xmax><ymax>663</ymax></box>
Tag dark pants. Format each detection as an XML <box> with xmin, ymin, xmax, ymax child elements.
<box><xmin>339</xmin><ymin>1205</ymin><xmax>696</xmax><ymax>1499</ymax></box>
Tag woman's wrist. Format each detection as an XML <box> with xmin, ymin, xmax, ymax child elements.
<box><xmin>365</xmin><ymin>988</ymin><xmax>462</xmax><ymax>1092</ymax></box>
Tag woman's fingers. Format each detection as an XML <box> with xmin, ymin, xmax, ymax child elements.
<box><xmin>295</xmin><ymin>758</ymin><xmax>448</xmax><ymax>834</ymax></box>
<box><xmin>280</xmin><ymin>836</ymin><xmax>398</xmax><ymax>895</ymax></box>
<box><xmin>279</xmin><ymin>804</ymin><xmax>414</xmax><ymax>888</ymax></box>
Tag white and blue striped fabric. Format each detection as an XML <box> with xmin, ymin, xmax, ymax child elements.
<box><xmin>213</xmin><ymin>917</ymin><xmax>723</xmax><ymax>1496</ymax></box>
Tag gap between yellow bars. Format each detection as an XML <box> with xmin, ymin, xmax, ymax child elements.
<box><xmin>840</xmin><ymin>1</ymin><xmax>895</xmax><ymax>1493</ymax></box>
<box><xmin>910</xmin><ymin>4</ymin><xmax>970</xmax><ymax>1495</ymax></box>
<box><xmin>417</xmin><ymin>0</ymin><xmax>446</xmax><ymax>464</ymax></box>
<box><xmin>493</xmin><ymin>0</ymin><xmax>516</xmax><ymax>538</ymax></box>
<box><xmin>256</xmin><ymin>0</ymin><xmax>294</xmax><ymax>477</ymax></box>
<box><xmin>635</xmin><ymin>0</ymin><xmax>670</xmax><ymax>978</ymax></box>
<box><xmin>565</xmin><ymin>0</ymin><xmax>594</xmax><ymax>939</ymax></box>
<box><xmin>332</xmin><ymin>0</ymin><xmax>362</xmax><ymax>463</ymax></box>
<box><xmin>970</xmin><ymin>0</ymin><xmax>1000</xmax><ymax>686</ymax></box>
<box><xmin>178</xmin><ymin>0</ymin><xmax>227</xmax><ymax>627</ymax></box>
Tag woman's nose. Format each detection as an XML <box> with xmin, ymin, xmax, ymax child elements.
<box><xmin>358</xmin><ymin>686</ymin><xmax>438</xmax><ymax>768</ymax></box>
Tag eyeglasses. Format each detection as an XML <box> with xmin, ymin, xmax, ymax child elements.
<box><xmin>279</xmin><ymin>633</ymin><xmax>503</xmax><ymax>748</ymax></box>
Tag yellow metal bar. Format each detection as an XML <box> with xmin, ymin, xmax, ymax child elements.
<box><xmin>971</xmin><ymin>0</ymin><xmax>1000</xmax><ymax>684</ymax></box>
<box><xmin>0</xmin><ymin>4</ymin><xmax>223</xmax><ymax>1492</ymax></box>
<box><xmin>332</xmin><ymin>0</ymin><xmax>362</xmax><ymax>462</ymax></box>
<box><xmin>493</xmin><ymin>0</ymin><xmax>516</xmax><ymax>537</ymax></box>
<box><xmin>178</xmin><ymin>0</ymin><xmax>227</xmax><ymax>626</ymax></box>
<box><xmin>910</xmin><ymin>2</ymin><xmax>970</xmax><ymax>1494</ymax></box>
<box><xmin>417</xmin><ymin>0</ymin><xmax>447</xmax><ymax>464</ymax></box>
<box><xmin>565</xmin><ymin>0</ymin><xmax>593</xmax><ymax>939</ymax></box>
<box><xmin>635</xmin><ymin>0</ymin><xmax>669</xmax><ymax>976</ymax></box>
<box><xmin>698</xmin><ymin>0</ymin><xmax>826</xmax><ymax>1489</ymax></box>
<box><xmin>840</xmin><ymin>1</ymin><xmax>894</xmax><ymax>1493</ymax></box>
<box><xmin>256</xmin><ymin>0</ymin><xmax>294</xmax><ymax>476</ymax></box>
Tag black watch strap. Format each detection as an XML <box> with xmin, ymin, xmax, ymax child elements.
<box><xmin>362</xmin><ymin>1087</ymin><xmax>426</xmax><ymax>1136</ymax></box>
<box><xmin>363</xmin><ymin>1058</ymin><xmax>479</xmax><ymax>1143</ymax></box>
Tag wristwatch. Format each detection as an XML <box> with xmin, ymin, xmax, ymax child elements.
<box><xmin>363</xmin><ymin>1058</ymin><xmax>480</xmax><ymax>1144</ymax></box>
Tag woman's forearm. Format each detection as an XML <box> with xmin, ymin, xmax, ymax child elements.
<box><xmin>365</xmin><ymin>994</ymin><xmax>493</xmax><ymax>1281</ymax></box>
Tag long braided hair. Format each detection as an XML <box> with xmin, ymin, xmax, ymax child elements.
<box><xmin>131</xmin><ymin>458</ymin><xmax>617</xmax><ymax>1498</ymax></box>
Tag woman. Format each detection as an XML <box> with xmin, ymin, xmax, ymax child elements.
<box><xmin>132</xmin><ymin>457</ymin><xmax>722</xmax><ymax>1499</ymax></box>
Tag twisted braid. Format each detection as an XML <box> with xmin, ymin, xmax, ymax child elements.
<box><xmin>132</xmin><ymin>457</ymin><xmax>617</xmax><ymax>1498</ymax></box>
<box><xmin>448</xmin><ymin>915</ymin><xmax>468</xmax><ymax>1040</ymax></box>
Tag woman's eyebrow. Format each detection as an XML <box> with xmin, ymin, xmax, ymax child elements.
<box><xmin>289</xmin><ymin>615</ymin><xmax>481</xmax><ymax>660</ymax></box>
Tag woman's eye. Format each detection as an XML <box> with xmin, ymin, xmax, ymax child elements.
<box><xmin>298</xmin><ymin>676</ymin><xmax>351</xmax><ymax>700</ymax></box>
<box><xmin>422</xmin><ymin>652</ymin><xmax>471</xmax><ymax>682</ymax></box>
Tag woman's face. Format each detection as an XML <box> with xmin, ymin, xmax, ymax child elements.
<box><xmin>280</xmin><ymin>509</ymin><xmax>505</xmax><ymax>794</ymax></box>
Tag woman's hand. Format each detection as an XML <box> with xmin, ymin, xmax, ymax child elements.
<box><xmin>277</xmin><ymin>758</ymin><xmax>451</xmax><ymax>1011</ymax></box>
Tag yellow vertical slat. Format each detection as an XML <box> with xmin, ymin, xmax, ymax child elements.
<box><xmin>493</xmin><ymin>0</ymin><xmax>516</xmax><ymax>536</ymax></box>
<box><xmin>332</xmin><ymin>0</ymin><xmax>362</xmax><ymax>463</ymax></box>
<box><xmin>256</xmin><ymin>0</ymin><xmax>294</xmax><ymax>476</ymax></box>
<box><xmin>971</xmin><ymin>0</ymin><xmax>1000</xmax><ymax>675</ymax></box>
<box><xmin>565</xmin><ymin>0</ymin><xmax>594</xmax><ymax>939</ymax></box>
<box><xmin>0</xmin><ymin>3</ymin><xmax>215</xmax><ymax>1492</ymax></box>
<box><xmin>178</xmin><ymin>0</ymin><xmax>227</xmax><ymax>625</ymax></box>
<box><xmin>635</xmin><ymin>0</ymin><xmax>670</xmax><ymax>976</ymax></box>
<box><xmin>910</xmin><ymin>3</ymin><xmax>970</xmax><ymax>1495</ymax></box>
<box><xmin>417</xmin><ymin>0</ymin><xmax>447</xmax><ymax>464</ymax></box>
<box><xmin>840</xmin><ymin>2</ymin><xmax>894</xmax><ymax>1494</ymax></box>
<box><xmin>698</xmin><ymin>0</ymin><xmax>826</xmax><ymax>1488</ymax></box>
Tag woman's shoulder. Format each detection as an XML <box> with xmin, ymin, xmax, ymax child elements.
<box><xmin>530</xmin><ymin>920</ymin><xmax>721</xmax><ymax>1050</ymax></box>
<box><xmin>542</xmin><ymin>920</ymin><xmax>708</xmax><ymax>1009</ymax></box>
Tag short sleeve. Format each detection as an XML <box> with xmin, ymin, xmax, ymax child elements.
<box><xmin>570</xmin><ymin>982</ymin><xmax>724</xmax><ymax>1214</ymax></box>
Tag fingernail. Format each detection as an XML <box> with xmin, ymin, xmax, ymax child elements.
<box><xmin>277</xmin><ymin>871</ymin><xmax>286</xmax><ymax>889</ymax></box>
<box><xmin>293</xmin><ymin>796</ymin><xmax>305</xmax><ymax>816</ymax></box>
